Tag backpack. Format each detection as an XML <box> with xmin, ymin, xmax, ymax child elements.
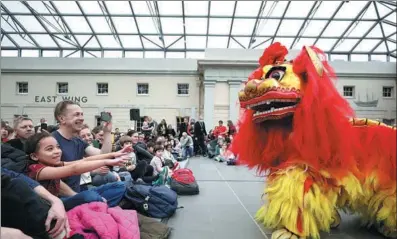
<box><xmin>170</xmin><ymin>169</ymin><xmax>199</xmax><ymax>195</ymax></box>
<box><xmin>124</xmin><ymin>183</ymin><xmax>178</xmax><ymax>218</ymax></box>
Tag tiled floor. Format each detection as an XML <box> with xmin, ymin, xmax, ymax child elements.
<box><xmin>167</xmin><ymin>157</ymin><xmax>386</xmax><ymax>239</ymax></box>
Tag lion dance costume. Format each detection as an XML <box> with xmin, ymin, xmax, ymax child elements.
<box><xmin>231</xmin><ymin>42</ymin><xmax>396</xmax><ymax>239</ymax></box>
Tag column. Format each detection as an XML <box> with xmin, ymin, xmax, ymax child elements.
<box><xmin>191</xmin><ymin>107</ymin><xmax>196</xmax><ymax>119</ymax></box>
<box><xmin>203</xmin><ymin>81</ymin><xmax>216</xmax><ymax>130</ymax></box>
<box><xmin>228</xmin><ymin>80</ymin><xmax>242</xmax><ymax>123</ymax></box>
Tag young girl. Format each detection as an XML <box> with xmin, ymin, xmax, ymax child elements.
<box><xmin>25</xmin><ymin>132</ymin><xmax>128</xmax><ymax>211</ymax></box>
<box><xmin>150</xmin><ymin>145</ymin><xmax>169</xmax><ymax>185</ymax></box>
<box><xmin>163</xmin><ymin>144</ymin><xmax>180</xmax><ymax>171</ymax></box>
<box><xmin>215</xmin><ymin>142</ymin><xmax>235</xmax><ymax>163</ymax></box>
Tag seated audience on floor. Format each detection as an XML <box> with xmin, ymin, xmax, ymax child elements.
<box><xmin>78</xmin><ymin>124</ymin><xmax>119</xmax><ymax>189</ymax></box>
<box><xmin>163</xmin><ymin>143</ymin><xmax>180</xmax><ymax>170</ymax></box>
<box><xmin>91</xmin><ymin>125</ymin><xmax>104</xmax><ymax>149</ymax></box>
<box><xmin>114</xmin><ymin>135</ymin><xmax>137</xmax><ymax>183</ymax></box>
<box><xmin>138</xmin><ymin>132</ymin><xmax>146</xmax><ymax>144</ymax></box>
<box><xmin>141</xmin><ymin>120</ymin><xmax>153</xmax><ymax>140</ymax></box>
<box><xmin>180</xmin><ymin>132</ymin><xmax>194</xmax><ymax>160</ymax></box>
<box><xmin>1</xmin><ymin>120</ymin><xmax>13</xmax><ymax>143</ymax></box>
<box><xmin>52</xmin><ymin>100</ymin><xmax>127</xmax><ymax>206</ymax></box>
<box><xmin>126</xmin><ymin>131</ymin><xmax>158</xmax><ymax>183</ymax></box>
<box><xmin>146</xmin><ymin>141</ymin><xmax>156</xmax><ymax>155</ymax></box>
<box><xmin>6</xmin><ymin>116</ymin><xmax>35</xmax><ymax>151</ymax></box>
<box><xmin>215</xmin><ymin>142</ymin><xmax>236</xmax><ymax>163</ymax></box>
<box><xmin>25</xmin><ymin>132</ymin><xmax>127</xmax><ymax>211</ymax></box>
<box><xmin>2</xmin><ymin>168</ymin><xmax>70</xmax><ymax>239</ymax></box>
<box><xmin>166</xmin><ymin>124</ymin><xmax>176</xmax><ymax>139</ymax></box>
<box><xmin>150</xmin><ymin>145</ymin><xmax>170</xmax><ymax>184</ymax></box>
<box><xmin>130</xmin><ymin>131</ymin><xmax>153</xmax><ymax>163</ymax></box>
<box><xmin>157</xmin><ymin>119</ymin><xmax>168</xmax><ymax>138</ymax></box>
<box><xmin>213</xmin><ymin>120</ymin><xmax>228</xmax><ymax>138</ymax></box>
<box><xmin>227</xmin><ymin>120</ymin><xmax>236</xmax><ymax>137</ymax></box>
<box><xmin>170</xmin><ymin>138</ymin><xmax>182</xmax><ymax>159</ymax></box>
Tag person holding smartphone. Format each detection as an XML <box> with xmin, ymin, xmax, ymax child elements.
<box><xmin>52</xmin><ymin>101</ymin><xmax>126</xmax><ymax>204</ymax></box>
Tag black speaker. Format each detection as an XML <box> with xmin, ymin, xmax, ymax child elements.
<box><xmin>130</xmin><ymin>108</ymin><xmax>140</xmax><ymax>121</ymax></box>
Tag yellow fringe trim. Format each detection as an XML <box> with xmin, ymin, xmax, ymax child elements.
<box><xmin>256</xmin><ymin>166</ymin><xmax>339</xmax><ymax>238</ymax></box>
<box><xmin>356</xmin><ymin>173</ymin><xmax>397</xmax><ymax>238</ymax></box>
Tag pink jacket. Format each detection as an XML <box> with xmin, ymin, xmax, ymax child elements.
<box><xmin>67</xmin><ymin>202</ymin><xmax>140</xmax><ymax>239</ymax></box>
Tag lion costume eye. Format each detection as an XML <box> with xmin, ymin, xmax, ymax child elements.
<box><xmin>269</xmin><ymin>70</ymin><xmax>285</xmax><ymax>81</ymax></box>
<box><xmin>265</xmin><ymin>66</ymin><xmax>286</xmax><ymax>81</ymax></box>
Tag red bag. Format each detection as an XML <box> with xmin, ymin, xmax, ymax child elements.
<box><xmin>171</xmin><ymin>169</ymin><xmax>196</xmax><ymax>184</ymax></box>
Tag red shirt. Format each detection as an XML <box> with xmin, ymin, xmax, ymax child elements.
<box><xmin>213</xmin><ymin>125</ymin><xmax>227</xmax><ymax>137</ymax></box>
<box><xmin>28</xmin><ymin>164</ymin><xmax>60</xmax><ymax>196</ymax></box>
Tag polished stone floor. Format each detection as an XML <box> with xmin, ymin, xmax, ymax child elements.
<box><xmin>167</xmin><ymin>157</ymin><xmax>386</xmax><ymax>239</ymax></box>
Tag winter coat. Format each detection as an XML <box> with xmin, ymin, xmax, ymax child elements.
<box><xmin>67</xmin><ymin>202</ymin><xmax>140</xmax><ymax>239</ymax></box>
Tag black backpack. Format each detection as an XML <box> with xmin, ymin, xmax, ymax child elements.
<box><xmin>124</xmin><ymin>183</ymin><xmax>178</xmax><ymax>219</ymax></box>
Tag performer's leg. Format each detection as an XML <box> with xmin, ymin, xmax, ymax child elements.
<box><xmin>360</xmin><ymin>175</ymin><xmax>396</xmax><ymax>238</ymax></box>
<box><xmin>257</xmin><ymin>166</ymin><xmax>341</xmax><ymax>239</ymax></box>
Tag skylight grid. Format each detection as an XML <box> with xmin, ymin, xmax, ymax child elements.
<box><xmin>1</xmin><ymin>1</ymin><xmax>395</xmax><ymax>61</ymax></box>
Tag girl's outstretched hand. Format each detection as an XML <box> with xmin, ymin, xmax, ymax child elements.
<box><xmin>106</xmin><ymin>157</ymin><xmax>127</xmax><ymax>167</ymax></box>
<box><xmin>111</xmin><ymin>145</ymin><xmax>132</xmax><ymax>158</ymax></box>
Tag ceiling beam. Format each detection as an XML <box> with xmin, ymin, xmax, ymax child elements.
<box><xmin>3</xmin><ymin>31</ymin><xmax>387</xmax><ymax>39</ymax></box>
<box><xmin>128</xmin><ymin>2</ymin><xmax>145</xmax><ymax>53</ymax></box>
<box><xmin>153</xmin><ymin>1</ymin><xmax>165</xmax><ymax>51</ymax></box>
<box><xmin>48</xmin><ymin>2</ymin><xmax>81</xmax><ymax>50</ymax></box>
<box><xmin>181</xmin><ymin>1</ymin><xmax>187</xmax><ymax>57</ymax></box>
<box><xmin>1</xmin><ymin>4</ymin><xmax>40</xmax><ymax>48</ymax></box>
<box><xmin>75</xmin><ymin>1</ymin><xmax>103</xmax><ymax>50</ymax></box>
<box><xmin>270</xmin><ymin>1</ymin><xmax>290</xmax><ymax>44</ymax></box>
<box><xmin>313</xmin><ymin>2</ymin><xmax>345</xmax><ymax>45</ymax></box>
<box><xmin>226</xmin><ymin>1</ymin><xmax>237</xmax><ymax>48</ymax></box>
<box><xmin>1</xmin><ymin>29</ymin><xmax>20</xmax><ymax>48</ymax></box>
<box><xmin>22</xmin><ymin>1</ymin><xmax>61</xmax><ymax>49</ymax></box>
<box><xmin>1</xmin><ymin>12</ymin><xmax>387</xmax><ymax>21</ymax></box>
<box><xmin>204</xmin><ymin>1</ymin><xmax>211</xmax><ymax>48</ymax></box>
<box><xmin>329</xmin><ymin>1</ymin><xmax>371</xmax><ymax>52</ymax></box>
<box><xmin>374</xmin><ymin>1</ymin><xmax>390</xmax><ymax>53</ymax></box>
<box><xmin>290</xmin><ymin>1</ymin><xmax>319</xmax><ymax>49</ymax></box>
<box><xmin>248</xmin><ymin>1</ymin><xmax>266</xmax><ymax>49</ymax></box>
<box><xmin>101</xmin><ymin>2</ymin><xmax>124</xmax><ymax>50</ymax></box>
<box><xmin>1</xmin><ymin>46</ymin><xmax>389</xmax><ymax>55</ymax></box>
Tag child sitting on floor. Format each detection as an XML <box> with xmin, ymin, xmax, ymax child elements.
<box><xmin>25</xmin><ymin>132</ymin><xmax>128</xmax><ymax>211</ymax></box>
<box><xmin>215</xmin><ymin>142</ymin><xmax>235</xmax><ymax>163</ymax></box>
<box><xmin>150</xmin><ymin>145</ymin><xmax>171</xmax><ymax>185</ymax></box>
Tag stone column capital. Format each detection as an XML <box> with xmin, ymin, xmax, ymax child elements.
<box><xmin>203</xmin><ymin>80</ymin><xmax>216</xmax><ymax>87</ymax></box>
<box><xmin>227</xmin><ymin>79</ymin><xmax>243</xmax><ymax>86</ymax></box>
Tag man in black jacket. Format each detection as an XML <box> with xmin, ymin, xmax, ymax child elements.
<box><xmin>194</xmin><ymin>116</ymin><xmax>208</xmax><ymax>157</ymax></box>
<box><xmin>178</xmin><ymin>117</ymin><xmax>189</xmax><ymax>140</ymax></box>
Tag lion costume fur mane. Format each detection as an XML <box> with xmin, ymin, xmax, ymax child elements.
<box><xmin>231</xmin><ymin>42</ymin><xmax>396</xmax><ymax>238</ymax></box>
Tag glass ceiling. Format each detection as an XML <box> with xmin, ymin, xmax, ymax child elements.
<box><xmin>1</xmin><ymin>1</ymin><xmax>396</xmax><ymax>61</ymax></box>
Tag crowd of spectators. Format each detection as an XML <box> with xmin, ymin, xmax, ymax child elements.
<box><xmin>0</xmin><ymin>100</ymin><xmax>238</xmax><ymax>238</ymax></box>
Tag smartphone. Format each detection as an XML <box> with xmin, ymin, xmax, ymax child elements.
<box><xmin>40</xmin><ymin>123</ymin><xmax>48</xmax><ymax>131</ymax></box>
<box><xmin>100</xmin><ymin>112</ymin><xmax>112</xmax><ymax>122</ymax></box>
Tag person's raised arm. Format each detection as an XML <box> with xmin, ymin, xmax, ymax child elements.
<box><xmin>134</xmin><ymin>144</ymin><xmax>153</xmax><ymax>160</ymax></box>
<box><xmin>36</xmin><ymin>158</ymin><xmax>127</xmax><ymax>181</ymax></box>
<box><xmin>100</xmin><ymin>122</ymin><xmax>113</xmax><ymax>154</ymax></box>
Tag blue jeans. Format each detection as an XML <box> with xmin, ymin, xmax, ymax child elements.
<box><xmin>182</xmin><ymin>146</ymin><xmax>193</xmax><ymax>159</ymax></box>
<box><xmin>118</xmin><ymin>171</ymin><xmax>133</xmax><ymax>184</ymax></box>
<box><xmin>89</xmin><ymin>181</ymin><xmax>126</xmax><ymax>207</ymax></box>
<box><xmin>61</xmin><ymin>190</ymin><xmax>103</xmax><ymax>211</ymax></box>
<box><xmin>91</xmin><ymin>172</ymin><xmax>118</xmax><ymax>186</ymax></box>
<box><xmin>63</xmin><ymin>181</ymin><xmax>126</xmax><ymax>211</ymax></box>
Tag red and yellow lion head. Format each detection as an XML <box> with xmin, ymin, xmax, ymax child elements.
<box><xmin>231</xmin><ymin>42</ymin><xmax>360</xmax><ymax>178</ymax></box>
